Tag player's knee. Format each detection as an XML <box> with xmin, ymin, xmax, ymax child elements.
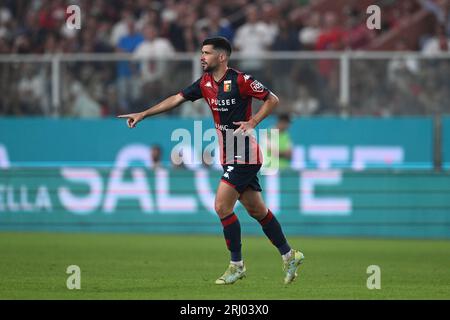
<box><xmin>246</xmin><ymin>206</ymin><xmax>267</xmax><ymax>220</ymax></box>
<box><xmin>214</xmin><ymin>201</ymin><xmax>233</xmax><ymax>218</ymax></box>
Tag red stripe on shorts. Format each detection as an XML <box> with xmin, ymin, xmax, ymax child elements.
<box><xmin>221</xmin><ymin>178</ymin><xmax>236</xmax><ymax>189</ymax></box>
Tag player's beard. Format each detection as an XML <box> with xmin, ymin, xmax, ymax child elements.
<box><xmin>203</xmin><ymin>62</ymin><xmax>218</xmax><ymax>73</ymax></box>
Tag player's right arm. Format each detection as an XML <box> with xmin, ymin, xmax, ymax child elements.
<box><xmin>118</xmin><ymin>77</ymin><xmax>203</xmax><ymax>128</ymax></box>
<box><xmin>117</xmin><ymin>93</ymin><xmax>186</xmax><ymax>128</ymax></box>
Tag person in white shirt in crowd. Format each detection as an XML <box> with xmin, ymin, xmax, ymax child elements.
<box><xmin>133</xmin><ymin>24</ymin><xmax>175</xmax><ymax>86</ymax></box>
<box><xmin>422</xmin><ymin>25</ymin><xmax>450</xmax><ymax>55</ymax></box>
<box><xmin>110</xmin><ymin>9</ymin><xmax>134</xmax><ymax>47</ymax></box>
<box><xmin>68</xmin><ymin>82</ymin><xmax>101</xmax><ymax>118</ymax></box>
<box><xmin>298</xmin><ymin>12</ymin><xmax>321</xmax><ymax>50</ymax></box>
<box><xmin>387</xmin><ymin>39</ymin><xmax>420</xmax><ymax>84</ymax></box>
<box><xmin>291</xmin><ymin>85</ymin><xmax>319</xmax><ymax>116</ymax></box>
<box><xmin>234</xmin><ymin>5</ymin><xmax>274</xmax><ymax>72</ymax></box>
<box><xmin>17</xmin><ymin>64</ymin><xmax>49</xmax><ymax>115</ymax></box>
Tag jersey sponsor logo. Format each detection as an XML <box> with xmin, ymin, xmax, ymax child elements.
<box><xmin>205</xmin><ymin>81</ymin><xmax>212</xmax><ymax>88</ymax></box>
<box><xmin>212</xmin><ymin>107</ymin><xmax>229</xmax><ymax>112</ymax></box>
<box><xmin>215</xmin><ymin>123</ymin><xmax>229</xmax><ymax>131</ymax></box>
<box><xmin>224</xmin><ymin>80</ymin><xmax>231</xmax><ymax>92</ymax></box>
<box><xmin>206</xmin><ymin>97</ymin><xmax>236</xmax><ymax>107</ymax></box>
<box><xmin>250</xmin><ymin>80</ymin><xmax>264</xmax><ymax>93</ymax></box>
<box><xmin>243</xmin><ymin>74</ymin><xmax>250</xmax><ymax>82</ymax></box>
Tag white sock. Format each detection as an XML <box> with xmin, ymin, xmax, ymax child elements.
<box><xmin>230</xmin><ymin>260</ymin><xmax>244</xmax><ymax>267</ymax></box>
<box><xmin>282</xmin><ymin>250</ymin><xmax>292</xmax><ymax>262</ymax></box>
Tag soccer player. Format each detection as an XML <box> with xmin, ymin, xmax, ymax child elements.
<box><xmin>118</xmin><ymin>37</ymin><xmax>304</xmax><ymax>285</ymax></box>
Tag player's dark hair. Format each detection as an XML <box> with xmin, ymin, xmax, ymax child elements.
<box><xmin>202</xmin><ymin>37</ymin><xmax>232</xmax><ymax>57</ymax></box>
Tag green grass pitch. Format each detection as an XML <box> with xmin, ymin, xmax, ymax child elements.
<box><xmin>0</xmin><ymin>232</ymin><xmax>449</xmax><ymax>299</ymax></box>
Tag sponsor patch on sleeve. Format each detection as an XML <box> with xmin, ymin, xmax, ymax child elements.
<box><xmin>250</xmin><ymin>80</ymin><xmax>264</xmax><ymax>93</ymax></box>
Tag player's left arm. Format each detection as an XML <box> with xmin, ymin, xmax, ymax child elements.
<box><xmin>233</xmin><ymin>93</ymin><xmax>279</xmax><ymax>135</ymax></box>
<box><xmin>233</xmin><ymin>73</ymin><xmax>279</xmax><ymax>135</ymax></box>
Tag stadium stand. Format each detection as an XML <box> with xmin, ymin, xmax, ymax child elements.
<box><xmin>0</xmin><ymin>0</ymin><xmax>448</xmax><ymax>117</ymax></box>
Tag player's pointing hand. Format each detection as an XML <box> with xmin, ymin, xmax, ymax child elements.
<box><xmin>117</xmin><ymin>112</ymin><xmax>144</xmax><ymax>128</ymax></box>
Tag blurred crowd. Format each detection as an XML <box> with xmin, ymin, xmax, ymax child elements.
<box><xmin>0</xmin><ymin>0</ymin><xmax>393</xmax><ymax>55</ymax></box>
<box><xmin>0</xmin><ymin>0</ymin><xmax>449</xmax><ymax>117</ymax></box>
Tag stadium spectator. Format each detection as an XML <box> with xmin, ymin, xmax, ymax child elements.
<box><xmin>170</xmin><ymin>7</ymin><xmax>202</xmax><ymax>52</ymax></box>
<box><xmin>110</xmin><ymin>9</ymin><xmax>134</xmax><ymax>47</ymax></box>
<box><xmin>196</xmin><ymin>5</ymin><xmax>234</xmax><ymax>41</ymax></box>
<box><xmin>67</xmin><ymin>82</ymin><xmax>102</xmax><ymax>118</ymax></box>
<box><xmin>0</xmin><ymin>37</ymin><xmax>10</xmax><ymax>53</ymax></box>
<box><xmin>11</xmin><ymin>34</ymin><xmax>33</xmax><ymax>54</ymax></box>
<box><xmin>264</xmin><ymin>114</ymin><xmax>293</xmax><ymax>170</ymax></box>
<box><xmin>151</xmin><ymin>144</ymin><xmax>163</xmax><ymax>169</ymax></box>
<box><xmin>17</xmin><ymin>64</ymin><xmax>48</xmax><ymax>116</ymax></box>
<box><xmin>79</xmin><ymin>16</ymin><xmax>113</xmax><ymax>53</ymax></box>
<box><xmin>116</xmin><ymin>17</ymin><xmax>144</xmax><ymax>54</ymax></box>
<box><xmin>116</xmin><ymin>17</ymin><xmax>144</xmax><ymax>111</ymax></box>
<box><xmin>422</xmin><ymin>25</ymin><xmax>450</xmax><ymax>54</ymax></box>
<box><xmin>269</xmin><ymin>19</ymin><xmax>301</xmax><ymax>100</ymax></box>
<box><xmin>0</xmin><ymin>5</ymin><xmax>12</xmax><ymax>27</ymax></box>
<box><xmin>290</xmin><ymin>85</ymin><xmax>320</xmax><ymax>116</ymax></box>
<box><xmin>271</xmin><ymin>20</ymin><xmax>300</xmax><ymax>51</ymax></box>
<box><xmin>37</xmin><ymin>1</ymin><xmax>63</xmax><ymax>33</ymax></box>
<box><xmin>342</xmin><ymin>5</ymin><xmax>374</xmax><ymax>50</ymax></box>
<box><xmin>314</xmin><ymin>11</ymin><xmax>343</xmax><ymax>98</ymax></box>
<box><xmin>298</xmin><ymin>12</ymin><xmax>321</xmax><ymax>50</ymax></box>
<box><xmin>277</xmin><ymin>114</ymin><xmax>293</xmax><ymax>170</ymax></box>
<box><xmin>388</xmin><ymin>40</ymin><xmax>420</xmax><ymax>84</ymax></box>
<box><xmin>133</xmin><ymin>25</ymin><xmax>175</xmax><ymax>84</ymax></box>
<box><xmin>136</xmin><ymin>9</ymin><xmax>160</xmax><ymax>33</ymax></box>
<box><xmin>234</xmin><ymin>5</ymin><xmax>273</xmax><ymax>75</ymax></box>
<box><xmin>101</xmin><ymin>84</ymin><xmax>123</xmax><ymax>117</ymax></box>
<box><xmin>315</xmin><ymin>11</ymin><xmax>345</xmax><ymax>51</ymax></box>
<box><xmin>171</xmin><ymin>150</ymin><xmax>185</xmax><ymax>169</ymax></box>
<box><xmin>261</xmin><ymin>2</ymin><xmax>280</xmax><ymax>45</ymax></box>
<box><xmin>163</xmin><ymin>2</ymin><xmax>187</xmax><ymax>51</ymax></box>
<box><xmin>419</xmin><ymin>0</ymin><xmax>450</xmax><ymax>36</ymax></box>
<box><xmin>0</xmin><ymin>5</ymin><xmax>12</xmax><ymax>40</ymax></box>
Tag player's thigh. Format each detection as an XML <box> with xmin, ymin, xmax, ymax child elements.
<box><xmin>239</xmin><ymin>187</ymin><xmax>267</xmax><ymax>220</ymax></box>
<box><xmin>215</xmin><ymin>181</ymin><xmax>240</xmax><ymax>219</ymax></box>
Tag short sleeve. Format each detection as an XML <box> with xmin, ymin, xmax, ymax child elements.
<box><xmin>180</xmin><ymin>78</ymin><xmax>203</xmax><ymax>102</ymax></box>
<box><xmin>237</xmin><ymin>73</ymin><xmax>271</xmax><ymax>101</ymax></box>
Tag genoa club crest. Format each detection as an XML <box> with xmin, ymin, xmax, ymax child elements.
<box><xmin>224</xmin><ymin>80</ymin><xmax>231</xmax><ymax>92</ymax></box>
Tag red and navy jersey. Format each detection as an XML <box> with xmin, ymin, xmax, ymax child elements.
<box><xmin>180</xmin><ymin>68</ymin><xmax>270</xmax><ymax>165</ymax></box>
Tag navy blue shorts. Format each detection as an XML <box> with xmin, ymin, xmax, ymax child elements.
<box><xmin>221</xmin><ymin>164</ymin><xmax>262</xmax><ymax>194</ymax></box>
